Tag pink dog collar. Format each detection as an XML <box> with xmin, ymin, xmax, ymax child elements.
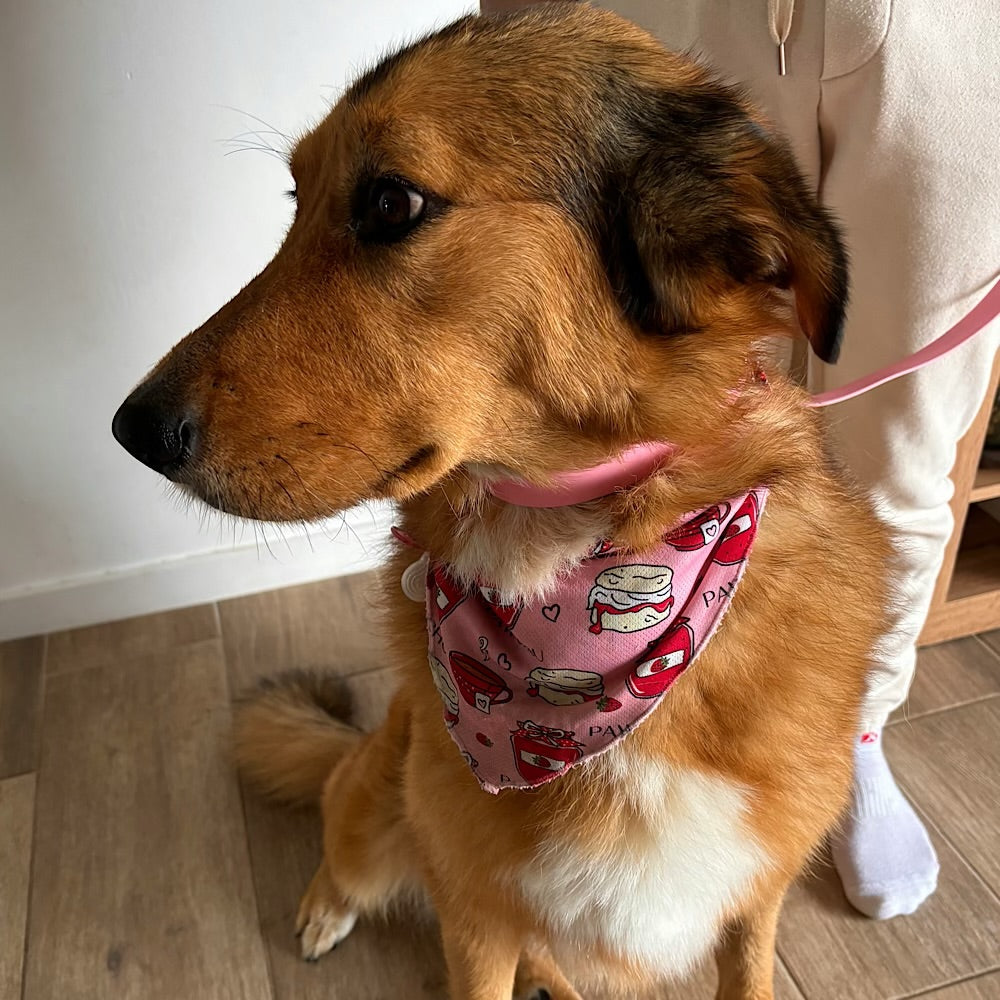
<box><xmin>487</xmin><ymin>442</ymin><xmax>676</xmax><ymax>509</ymax></box>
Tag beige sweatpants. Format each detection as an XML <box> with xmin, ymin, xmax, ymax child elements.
<box><xmin>602</xmin><ymin>0</ymin><xmax>1000</xmax><ymax>728</ymax></box>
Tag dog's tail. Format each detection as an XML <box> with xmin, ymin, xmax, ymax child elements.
<box><xmin>233</xmin><ymin>671</ymin><xmax>361</xmax><ymax>806</ymax></box>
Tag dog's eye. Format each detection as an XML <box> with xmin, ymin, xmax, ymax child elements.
<box><xmin>284</xmin><ymin>188</ymin><xmax>297</xmax><ymax>201</ymax></box>
<box><xmin>357</xmin><ymin>177</ymin><xmax>426</xmax><ymax>242</ymax></box>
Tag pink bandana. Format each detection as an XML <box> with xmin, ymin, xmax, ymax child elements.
<box><xmin>420</xmin><ymin>489</ymin><xmax>767</xmax><ymax>793</ymax></box>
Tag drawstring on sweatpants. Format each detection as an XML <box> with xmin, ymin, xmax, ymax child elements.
<box><xmin>767</xmin><ymin>0</ymin><xmax>795</xmax><ymax>75</ymax></box>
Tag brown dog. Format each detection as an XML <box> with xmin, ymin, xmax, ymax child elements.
<box><xmin>113</xmin><ymin>6</ymin><xmax>890</xmax><ymax>998</ymax></box>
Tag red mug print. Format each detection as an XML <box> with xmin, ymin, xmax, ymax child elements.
<box><xmin>665</xmin><ymin>503</ymin><xmax>730</xmax><ymax>551</ymax></box>
<box><xmin>479</xmin><ymin>587</ymin><xmax>524</xmax><ymax>631</ymax></box>
<box><xmin>430</xmin><ymin>565</ymin><xmax>466</xmax><ymax>623</ymax></box>
<box><xmin>510</xmin><ymin>721</ymin><xmax>584</xmax><ymax>784</ymax></box>
<box><xmin>627</xmin><ymin>617</ymin><xmax>694</xmax><ymax>699</ymax></box>
<box><xmin>712</xmin><ymin>492</ymin><xmax>759</xmax><ymax>565</ymax></box>
<box><xmin>591</xmin><ymin>539</ymin><xmax>620</xmax><ymax>558</ymax></box>
<box><xmin>449</xmin><ymin>651</ymin><xmax>513</xmax><ymax>714</ymax></box>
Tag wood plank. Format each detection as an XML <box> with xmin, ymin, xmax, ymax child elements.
<box><xmin>46</xmin><ymin>604</ymin><xmax>218</xmax><ymax>675</ymax></box>
<box><xmin>911</xmin><ymin>971</ymin><xmax>1000</xmax><ymax>999</ymax></box>
<box><xmin>889</xmin><ymin>635</ymin><xmax>1000</xmax><ymax>725</ymax></box>
<box><xmin>969</xmin><ymin>466</ymin><xmax>1000</xmax><ymax>503</ymax></box>
<box><xmin>920</xmin><ymin>590</ymin><xmax>1000</xmax><ymax>646</ymax></box>
<box><xmin>889</xmin><ymin>699</ymin><xmax>1000</xmax><ymax>896</ymax></box>
<box><xmin>777</xmin><ymin>827</ymin><xmax>1000</xmax><ymax>998</ymax></box>
<box><xmin>958</xmin><ymin>504</ymin><xmax>1000</xmax><ymax>550</ymax></box>
<box><xmin>23</xmin><ymin>639</ymin><xmax>272</xmax><ymax>1000</ymax></box>
<box><xmin>0</xmin><ymin>773</ymin><xmax>35</xmax><ymax>1000</ymax></box>
<box><xmin>948</xmin><ymin>543</ymin><xmax>1000</xmax><ymax>602</ymax></box>
<box><xmin>220</xmin><ymin>572</ymin><xmax>386</xmax><ymax>695</ymax></box>
<box><xmin>345</xmin><ymin>666</ymin><xmax>397</xmax><ymax>732</ymax></box>
<box><xmin>0</xmin><ymin>635</ymin><xmax>44</xmax><ymax>778</ymax></box>
<box><xmin>979</xmin><ymin>628</ymin><xmax>1000</xmax><ymax>656</ymax></box>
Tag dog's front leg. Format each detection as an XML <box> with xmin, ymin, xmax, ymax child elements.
<box><xmin>295</xmin><ymin>859</ymin><xmax>358</xmax><ymax>960</ymax></box>
<box><xmin>714</xmin><ymin>891</ymin><xmax>783</xmax><ymax>1000</ymax></box>
<box><xmin>438</xmin><ymin>909</ymin><xmax>521</xmax><ymax>1000</ymax></box>
<box><xmin>513</xmin><ymin>943</ymin><xmax>583</xmax><ymax>1000</ymax></box>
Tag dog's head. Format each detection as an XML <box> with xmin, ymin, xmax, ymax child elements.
<box><xmin>112</xmin><ymin>5</ymin><xmax>847</xmax><ymax>521</ymax></box>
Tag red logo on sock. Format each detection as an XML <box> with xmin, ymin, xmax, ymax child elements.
<box><xmin>860</xmin><ymin>731</ymin><xmax>879</xmax><ymax>744</ymax></box>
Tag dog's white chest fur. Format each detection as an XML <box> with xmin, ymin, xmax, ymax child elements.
<box><xmin>516</xmin><ymin>755</ymin><xmax>768</xmax><ymax>978</ymax></box>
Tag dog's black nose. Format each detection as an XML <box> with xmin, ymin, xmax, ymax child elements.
<box><xmin>112</xmin><ymin>394</ymin><xmax>195</xmax><ymax>475</ymax></box>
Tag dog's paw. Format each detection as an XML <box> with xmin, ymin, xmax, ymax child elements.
<box><xmin>297</xmin><ymin>904</ymin><xmax>357</xmax><ymax>962</ymax></box>
<box><xmin>513</xmin><ymin>945</ymin><xmax>583</xmax><ymax>1000</ymax></box>
<box><xmin>295</xmin><ymin>863</ymin><xmax>358</xmax><ymax>962</ymax></box>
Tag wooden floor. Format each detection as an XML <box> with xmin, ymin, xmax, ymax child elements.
<box><xmin>3</xmin><ymin>572</ymin><xmax>1000</xmax><ymax>1000</ymax></box>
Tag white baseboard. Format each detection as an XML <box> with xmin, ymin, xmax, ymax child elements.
<box><xmin>0</xmin><ymin>505</ymin><xmax>395</xmax><ymax>643</ymax></box>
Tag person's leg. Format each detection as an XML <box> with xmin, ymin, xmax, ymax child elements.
<box><xmin>813</xmin><ymin>0</ymin><xmax>1000</xmax><ymax>918</ymax></box>
<box><xmin>608</xmin><ymin>0</ymin><xmax>1000</xmax><ymax>918</ymax></box>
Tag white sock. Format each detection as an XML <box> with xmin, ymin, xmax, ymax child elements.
<box><xmin>830</xmin><ymin>730</ymin><xmax>940</xmax><ymax>920</ymax></box>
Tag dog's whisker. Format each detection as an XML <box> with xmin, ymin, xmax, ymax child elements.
<box><xmin>258</xmin><ymin>521</ymin><xmax>278</xmax><ymax>561</ymax></box>
<box><xmin>329</xmin><ymin>441</ymin><xmax>384</xmax><ymax>482</ymax></box>
<box><xmin>276</xmin><ymin>516</ymin><xmax>297</xmax><ymax>558</ymax></box>
<box><xmin>274</xmin><ymin>452</ymin><xmax>354</xmax><ymax>522</ymax></box>
<box><xmin>335</xmin><ymin>510</ymin><xmax>367</xmax><ymax>557</ymax></box>
<box><xmin>360</xmin><ymin>498</ymin><xmax>381</xmax><ymax>535</ymax></box>
<box><xmin>299</xmin><ymin>520</ymin><xmax>316</xmax><ymax>554</ymax></box>
<box><xmin>226</xmin><ymin>129</ymin><xmax>290</xmax><ymax>152</ymax></box>
<box><xmin>211</xmin><ymin>104</ymin><xmax>293</xmax><ymax>146</ymax></box>
<box><xmin>222</xmin><ymin>145</ymin><xmax>289</xmax><ymax>163</ymax></box>
<box><xmin>275</xmin><ymin>478</ymin><xmax>298</xmax><ymax>513</ymax></box>
<box><xmin>221</xmin><ymin>141</ymin><xmax>280</xmax><ymax>156</ymax></box>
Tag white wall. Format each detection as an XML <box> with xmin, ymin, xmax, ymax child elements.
<box><xmin>0</xmin><ymin>0</ymin><xmax>473</xmax><ymax>641</ymax></box>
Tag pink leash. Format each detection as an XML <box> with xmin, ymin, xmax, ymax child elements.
<box><xmin>486</xmin><ymin>279</ymin><xmax>1000</xmax><ymax>509</ymax></box>
<box><xmin>809</xmin><ymin>278</ymin><xmax>1000</xmax><ymax>407</ymax></box>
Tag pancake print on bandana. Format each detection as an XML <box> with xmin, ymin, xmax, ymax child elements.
<box><xmin>428</xmin><ymin>654</ymin><xmax>460</xmax><ymax>724</ymax></box>
<box><xmin>527</xmin><ymin>668</ymin><xmax>623</xmax><ymax>712</ymax></box>
<box><xmin>587</xmin><ymin>565</ymin><xmax>674</xmax><ymax>634</ymax></box>
<box><xmin>420</xmin><ymin>489</ymin><xmax>768</xmax><ymax>793</ymax></box>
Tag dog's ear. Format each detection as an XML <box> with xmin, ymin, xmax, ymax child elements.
<box><xmin>592</xmin><ymin>84</ymin><xmax>848</xmax><ymax>362</ymax></box>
